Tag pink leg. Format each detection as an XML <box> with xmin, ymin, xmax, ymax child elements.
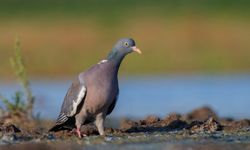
<box><xmin>76</xmin><ymin>127</ymin><xmax>82</xmax><ymax>138</ymax></box>
<box><xmin>73</xmin><ymin>127</ymin><xmax>87</xmax><ymax>138</ymax></box>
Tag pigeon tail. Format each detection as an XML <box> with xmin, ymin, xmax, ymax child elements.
<box><xmin>49</xmin><ymin>124</ymin><xmax>64</xmax><ymax>132</ymax></box>
<box><xmin>49</xmin><ymin>117</ymin><xmax>76</xmax><ymax>132</ymax></box>
<box><xmin>49</xmin><ymin>123</ymin><xmax>75</xmax><ymax>132</ymax></box>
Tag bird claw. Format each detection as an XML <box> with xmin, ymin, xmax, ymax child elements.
<box><xmin>75</xmin><ymin>128</ymin><xmax>87</xmax><ymax>138</ymax></box>
<box><xmin>71</xmin><ymin>128</ymin><xmax>87</xmax><ymax>138</ymax></box>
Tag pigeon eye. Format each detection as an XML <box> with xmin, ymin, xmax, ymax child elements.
<box><xmin>124</xmin><ymin>42</ymin><xmax>129</xmax><ymax>47</ymax></box>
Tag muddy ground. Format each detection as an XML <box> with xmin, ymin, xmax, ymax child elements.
<box><xmin>1</xmin><ymin>106</ymin><xmax>250</xmax><ymax>150</ymax></box>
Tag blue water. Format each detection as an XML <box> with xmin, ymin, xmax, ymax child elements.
<box><xmin>0</xmin><ymin>74</ymin><xmax>250</xmax><ymax>119</ymax></box>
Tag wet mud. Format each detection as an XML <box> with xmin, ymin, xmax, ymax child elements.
<box><xmin>0</xmin><ymin>106</ymin><xmax>250</xmax><ymax>150</ymax></box>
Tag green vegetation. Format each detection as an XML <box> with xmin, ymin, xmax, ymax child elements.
<box><xmin>0</xmin><ymin>92</ymin><xmax>26</xmax><ymax>114</ymax></box>
<box><xmin>0</xmin><ymin>0</ymin><xmax>250</xmax><ymax>77</ymax></box>
<box><xmin>0</xmin><ymin>39</ymin><xmax>34</xmax><ymax>119</ymax></box>
<box><xmin>0</xmin><ymin>0</ymin><xmax>250</xmax><ymax>18</ymax></box>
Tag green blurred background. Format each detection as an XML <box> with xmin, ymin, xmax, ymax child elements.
<box><xmin>1</xmin><ymin>0</ymin><xmax>250</xmax><ymax>78</ymax></box>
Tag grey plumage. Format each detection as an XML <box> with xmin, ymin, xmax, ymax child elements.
<box><xmin>49</xmin><ymin>38</ymin><xmax>141</xmax><ymax>137</ymax></box>
<box><xmin>49</xmin><ymin>78</ymin><xmax>86</xmax><ymax>131</ymax></box>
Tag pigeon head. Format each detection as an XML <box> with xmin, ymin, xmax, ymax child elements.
<box><xmin>113</xmin><ymin>38</ymin><xmax>141</xmax><ymax>55</ymax></box>
<box><xmin>107</xmin><ymin>38</ymin><xmax>141</xmax><ymax>61</ymax></box>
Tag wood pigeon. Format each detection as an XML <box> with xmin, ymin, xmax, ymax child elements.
<box><xmin>49</xmin><ymin>38</ymin><xmax>141</xmax><ymax>138</ymax></box>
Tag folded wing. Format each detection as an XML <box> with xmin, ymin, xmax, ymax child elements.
<box><xmin>49</xmin><ymin>78</ymin><xmax>86</xmax><ymax>131</ymax></box>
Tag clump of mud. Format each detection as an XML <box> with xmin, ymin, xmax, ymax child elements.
<box><xmin>185</xmin><ymin>106</ymin><xmax>218</xmax><ymax>121</ymax></box>
<box><xmin>187</xmin><ymin>117</ymin><xmax>222</xmax><ymax>133</ymax></box>
<box><xmin>0</xmin><ymin>122</ymin><xmax>21</xmax><ymax>133</ymax></box>
<box><xmin>0</xmin><ymin>106</ymin><xmax>249</xmax><ymax>143</ymax></box>
<box><xmin>120</xmin><ymin>106</ymin><xmax>249</xmax><ymax>134</ymax></box>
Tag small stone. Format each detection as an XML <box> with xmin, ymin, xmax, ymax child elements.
<box><xmin>1</xmin><ymin>134</ymin><xmax>17</xmax><ymax>143</ymax></box>
<box><xmin>47</xmin><ymin>133</ymin><xmax>56</xmax><ymax>140</ymax></box>
<box><xmin>105</xmin><ymin>136</ymin><xmax>113</xmax><ymax>142</ymax></box>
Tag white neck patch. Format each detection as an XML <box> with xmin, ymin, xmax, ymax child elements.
<box><xmin>98</xmin><ymin>59</ymin><xmax>108</xmax><ymax>64</ymax></box>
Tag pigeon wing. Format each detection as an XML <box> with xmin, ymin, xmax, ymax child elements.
<box><xmin>55</xmin><ymin>78</ymin><xmax>87</xmax><ymax>125</ymax></box>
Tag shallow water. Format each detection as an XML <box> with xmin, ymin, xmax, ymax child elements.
<box><xmin>2</xmin><ymin>130</ymin><xmax>250</xmax><ymax>150</ymax></box>
<box><xmin>0</xmin><ymin>74</ymin><xmax>250</xmax><ymax>119</ymax></box>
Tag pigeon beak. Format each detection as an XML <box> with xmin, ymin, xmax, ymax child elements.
<box><xmin>132</xmin><ymin>46</ymin><xmax>142</xmax><ymax>54</ymax></box>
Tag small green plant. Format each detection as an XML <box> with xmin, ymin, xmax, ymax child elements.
<box><xmin>0</xmin><ymin>38</ymin><xmax>34</xmax><ymax>119</ymax></box>
<box><xmin>0</xmin><ymin>92</ymin><xmax>25</xmax><ymax>113</ymax></box>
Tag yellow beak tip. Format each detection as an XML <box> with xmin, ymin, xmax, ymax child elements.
<box><xmin>132</xmin><ymin>46</ymin><xmax>142</xmax><ymax>54</ymax></box>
